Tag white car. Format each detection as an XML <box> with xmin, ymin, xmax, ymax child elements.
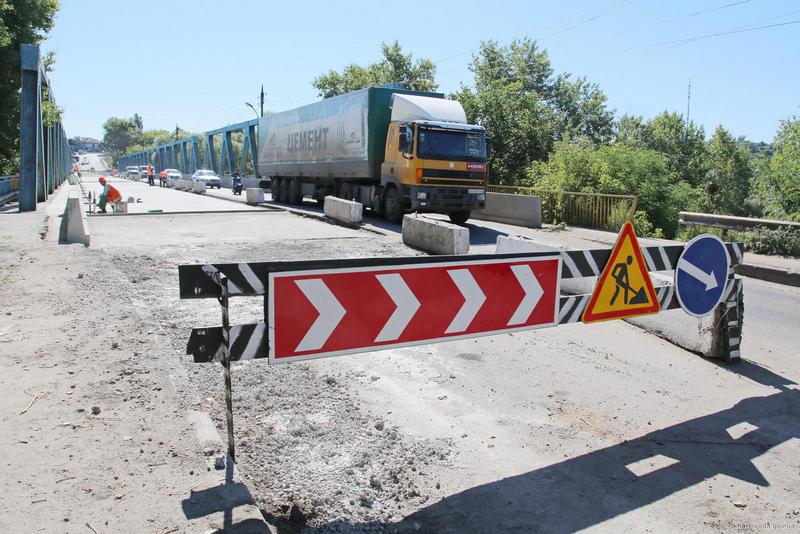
<box><xmin>164</xmin><ymin>168</ymin><xmax>182</xmax><ymax>181</ymax></box>
<box><xmin>126</xmin><ymin>166</ymin><xmax>139</xmax><ymax>178</ymax></box>
<box><xmin>191</xmin><ymin>169</ymin><xmax>221</xmax><ymax>188</ymax></box>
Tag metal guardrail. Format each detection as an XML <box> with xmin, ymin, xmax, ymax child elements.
<box><xmin>0</xmin><ymin>175</ymin><xmax>19</xmax><ymax>198</ymax></box>
<box><xmin>487</xmin><ymin>185</ymin><xmax>638</xmax><ymax>231</ymax></box>
<box><xmin>18</xmin><ymin>44</ymin><xmax>72</xmax><ymax>211</ymax></box>
<box><xmin>679</xmin><ymin>211</ymin><xmax>800</xmax><ymax>232</ymax></box>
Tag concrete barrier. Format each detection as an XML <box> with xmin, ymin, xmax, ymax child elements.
<box><xmin>63</xmin><ymin>185</ymin><xmax>90</xmax><ymax>246</ymax></box>
<box><xmin>246</xmin><ymin>188</ymin><xmax>264</xmax><ymax>205</ymax></box>
<box><xmin>323</xmin><ymin>196</ymin><xmax>362</xmax><ymax>224</ymax></box>
<box><xmin>192</xmin><ymin>182</ymin><xmax>206</xmax><ymax>194</ymax></box>
<box><xmin>496</xmin><ymin>234</ymin><xmax>729</xmax><ymax>358</ymax></box>
<box><xmin>402</xmin><ymin>214</ymin><xmax>469</xmax><ymax>255</ymax></box>
<box><xmin>473</xmin><ymin>193</ymin><xmax>542</xmax><ymax>228</ymax></box>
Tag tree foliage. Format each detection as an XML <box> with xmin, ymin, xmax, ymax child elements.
<box><xmin>755</xmin><ymin>117</ymin><xmax>800</xmax><ymax>220</ymax></box>
<box><xmin>453</xmin><ymin>38</ymin><xmax>614</xmax><ymax>184</ymax></box>
<box><xmin>704</xmin><ymin>126</ymin><xmax>752</xmax><ymax>215</ymax></box>
<box><xmin>0</xmin><ymin>0</ymin><xmax>59</xmax><ymax>175</ymax></box>
<box><xmin>312</xmin><ymin>41</ymin><xmax>437</xmax><ymax>98</ymax></box>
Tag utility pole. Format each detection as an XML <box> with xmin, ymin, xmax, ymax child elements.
<box><xmin>685</xmin><ymin>78</ymin><xmax>691</xmax><ymax>130</ymax></box>
<box><xmin>260</xmin><ymin>85</ymin><xmax>265</xmax><ymax>117</ymax></box>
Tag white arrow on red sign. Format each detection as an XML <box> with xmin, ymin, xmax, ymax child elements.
<box><xmin>267</xmin><ymin>256</ymin><xmax>562</xmax><ymax>363</ymax></box>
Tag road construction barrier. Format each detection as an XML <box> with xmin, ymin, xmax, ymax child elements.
<box><xmin>245</xmin><ymin>187</ymin><xmax>264</xmax><ymax>205</ymax></box>
<box><xmin>473</xmin><ymin>192</ymin><xmax>542</xmax><ymax>228</ymax></box>
<box><xmin>324</xmin><ymin>195</ymin><xmax>362</xmax><ymax>224</ymax></box>
<box><xmin>192</xmin><ymin>182</ymin><xmax>206</xmax><ymax>194</ymax></box>
<box><xmin>402</xmin><ymin>214</ymin><xmax>469</xmax><ymax>255</ymax></box>
<box><xmin>497</xmin><ymin>234</ymin><xmax>742</xmax><ymax>360</ymax></box>
<box><xmin>63</xmin><ymin>185</ymin><xmax>90</xmax><ymax>246</ymax></box>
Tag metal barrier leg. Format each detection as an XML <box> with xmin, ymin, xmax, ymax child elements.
<box><xmin>213</xmin><ymin>273</ymin><xmax>236</xmax><ymax>462</ymax></box>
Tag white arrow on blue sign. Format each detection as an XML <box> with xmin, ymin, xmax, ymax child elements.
<box><xmin>674</xmin><ymin>234</ymin><xmax>731</xmax><ymax>317</ymax></box>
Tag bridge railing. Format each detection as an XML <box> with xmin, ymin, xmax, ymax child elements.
<box><xmin>0</xmin><ymin>175</ymin><xmax>19</xmax><ymax>198</ymax></box>
<box><xmin>487</xmin><ymin>185</ymin><xmax>638</xmax><ymax>231</ymax></box>
<box><xmin>18</xmin><ymin>44</ymin><xmax>71</xmax><ymax>212</ymax></box>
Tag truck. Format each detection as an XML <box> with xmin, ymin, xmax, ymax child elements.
<box><xmin>256</xmin><ymin>86</ymin><xmax>488</xmax><ymax>224</ymax></box>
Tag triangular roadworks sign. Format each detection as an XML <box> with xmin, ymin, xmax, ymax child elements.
<box><xmin>582</xmin><ymin>221</ymin><xmax>660</xmax><ymax>323</ymax></box>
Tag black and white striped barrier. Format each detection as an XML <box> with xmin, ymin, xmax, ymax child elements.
<box><xmin>179</xmin><ymin>243</ymin><xmax>744</xmax><ymax>364</ymax></box>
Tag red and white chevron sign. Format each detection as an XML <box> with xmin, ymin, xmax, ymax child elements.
<box><xmin>267</xmin><ymin>256</ymin><xmax>562</xmax><ymax>363</ymax></box>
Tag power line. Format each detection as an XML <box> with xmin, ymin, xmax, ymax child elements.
<box><xmin>616</xmin><ymin>18</ymin><xmax>800</xmax><ymax>52</ymax></box>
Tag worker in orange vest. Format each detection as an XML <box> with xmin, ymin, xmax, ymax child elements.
<box><xmin>147</xmin><ymin>164</ymin><xmax>155</xmax><ymax>186</ymax></box>
<box><xmin>97</xmin><ymin>176</ymin><xmax>122</xmax><ymax>213</ymax></box>
<box><xmin>158</xmin><ymin>169</ymin><xmax>168</xmax><ymax>187</ymax></box>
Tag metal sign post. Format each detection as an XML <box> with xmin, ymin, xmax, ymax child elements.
<box><xmin>208</xmin><ymin>271</ymin><xmax>236</xmax><ymax>462</ymax></box>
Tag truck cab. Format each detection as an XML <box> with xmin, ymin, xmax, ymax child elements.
<box><xmin>380</xmin><ymin>94</ymin><xmax>487</xmax><ymax>224</ymax></box>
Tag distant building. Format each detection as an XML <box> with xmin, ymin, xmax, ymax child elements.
<box><xmin>69</xmin><ymin>137</ymin><xmax>102</xmax><ymax>152</ymax></box>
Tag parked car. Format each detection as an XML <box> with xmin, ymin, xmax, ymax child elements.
<box><xmin>126</xmin><ymin>166</ymin><xmax>139</xmax><ymax>179</ymax></box>
<box><xmin>164</xmin><ymin>168</ymin><xmax>182</xmax><ymax>181</ymax></box>
<box><xmin>191</xmin><ymin>169</ymin><xmax>221</xmax><ymax>188</ymax></box>
<box><xmin>139</xmin><ymin>166</ymin><xmax>150</xmax><ymax>180</ymax></box>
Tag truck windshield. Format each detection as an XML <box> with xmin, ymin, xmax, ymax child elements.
<box><xmin>417</xmin><ymin>127</ymin><xmax>486</xmax><ymax>162</ymax></box>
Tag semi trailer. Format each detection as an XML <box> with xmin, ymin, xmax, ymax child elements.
<box><xmin>256</xmin><ymin>86</ymin><xmax>488</xmax><ymax>224</ymax></box>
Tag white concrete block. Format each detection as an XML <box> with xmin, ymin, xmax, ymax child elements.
<box><xmin>192</xmin><ymin>182</ymin><xmax>206</xmax><ymax>194</ymax></box>
<box><xmin>64</xmin><ymin>185</ymin><xmax>90</xmax><ymax>247</ymax></box>
<box><xmin>473</xmin><ymin>193</ymin><xmax>542</xmax><ymax>228</ymax></box>
<box><xmin>246</xmin><ymin>188</ymin><xmax>265</xmax><ymax>205</ymax></box>
<box><xmin>113</xmin><ymin>202</ymin><xmax>128</xmax><ymax>214</ymax></box>
<box><xmin>324</xmin><ymin>195</ymin><xmax>363</xmax><ymax>224</ymax></box>
<box><xmin>402</xmin><ymin>214</ymin><xmax>469</xmax><ymax>255</ymax></box>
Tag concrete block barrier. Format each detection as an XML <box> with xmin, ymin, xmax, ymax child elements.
<box><xmin>495</xmin><ymin>234</ymin><xmax>731</xmax><ymax>359</ymax></box>
<box><xmin>63</xmin><ymin>185</ymin><xmax>90</xmax><ymax>246</ymax></box>
<box><xmin>246</xmin><ymin>188</ymin><xmax>265</xmax><ymax>205</ymax></box>
<box><xmin>192</xmin><ymin>182</ymin><xmax>206</xmax><ymax>194</ymax></box>
<box><xmin>402</xmin><ymin>214</ymin><xmax>469</xmax><ymax>255</ymax></box>
<box><xmin>473</xmin><ymin>193</ymin><xmax>542</xmax><ymax>228</ymax></box>
<box><xmin>324</xmin><ymin>196</ymin><xmax>362</xmax><ymax>224</ymax></box>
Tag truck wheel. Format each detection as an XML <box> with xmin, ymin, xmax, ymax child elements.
<box><xmin>339</xmin><ymin>182</ymin><xmax>353</xmax><ymax>201</ymax></box>
<box><xmin>383</xmin><ymin>187</ymin><xmax>403</xmax><ymax>224</ymax></box>
<box><xmin>278</xmin><ymin>178</ymin><xmax>290</xmax><ymax>203</ymax></box>
<box><xmin>288</xmin><ymin>178</ymin><xmax>302</xmax><ymax>205</ymax></box>
<box><xmin>448</xmin><ymin>210</ymin><xmax>471</xmax><ymax>225</ymax></box>
<box><xmin>271</xmin><ymin>178</ymin><xmax>281</xmax><ymax>201</ymax></box>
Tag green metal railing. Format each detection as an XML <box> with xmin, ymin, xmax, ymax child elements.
<box><xmin>487</xmin><ymin>185</ymin><xmax>638</xmax><ymax>231</ymax></box>
<box><xmin>0</xmin><ymin>175</ymin><xmax>20</xmax><ymax>198</ymax></box>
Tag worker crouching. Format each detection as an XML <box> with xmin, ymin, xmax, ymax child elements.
<box><xmin>97</xmin><ymin>176</ymin><xmax>122</xmax><ymax>213</ymax></box>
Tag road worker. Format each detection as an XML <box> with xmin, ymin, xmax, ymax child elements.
<box><xmin>147</xmin><ymin>164</ymin><xmax>155</xmax><ymax>186</ymax></box>
<box><xmin>158</xmin><ymin>169</ymin><xmax>168</xmax><ymax>187</ymax></box>
<box><xmin>97</xmin><ymin>176</ymin><xmax>122</xmax><ymax>213</ymax></box>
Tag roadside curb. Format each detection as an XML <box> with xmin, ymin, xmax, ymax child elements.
<box><xmin>736</xmin><ymin>263</ymin><xmax>800</xmax><ymax>287</ymax></box>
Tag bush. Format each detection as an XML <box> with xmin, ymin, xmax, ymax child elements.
<box><xmin>741</xmin><ymin>226</ymin><xmax>800</xmax><ymax>256</ymax></box>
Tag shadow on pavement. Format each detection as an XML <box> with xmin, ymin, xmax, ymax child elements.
<box><xmin>181</xmin><ymin>454</ymin><xmax>269</xmax><ymax>533</ymax></box>
<box><xmin>271</xmin><ymin>359</ymin><xmax>798</xmax><ymax>533</ymax></box>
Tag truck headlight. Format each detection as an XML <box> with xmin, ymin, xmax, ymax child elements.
<box><xmin>416</xmin><ymin>192</ymin><xmax>427</xmax><ymax>200</ymax></box>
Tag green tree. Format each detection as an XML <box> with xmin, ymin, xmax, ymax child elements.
<box><xmin>454</xmin><ymin>38</ymin><xmax>614</xmax><ymax>184</ymax></box>
<box><xmin>102</xmin><ymin>116</ymin><xmax>144</xmax><ymax>161</ymax></box>
<box><xmin>312</xmin><ymin>41</ymin><xmax>437</xmax><ymax>98</ymax></box>
<box><xmin>0</xmin><ymin>0</ymin><xmax>60</xmax><ymax>175</ymax></box>
<box><xmin>756</xmin><ymin>117</ymin><xmax>800</xmax><ymax>219</ymax></box>
<box><xmin>527</xmin><ymin>139</ymin><xmax>687</xmax><ymax>237</ymax></box>
<box><xmin>641</xmin><ymin>111</ymin><xmax>707</xmax><ymax>187</ymax></box>
<box><xmin>703</xmin><ymin>126</ymin><xmax>752</xmax><ymax>215</ymax></box>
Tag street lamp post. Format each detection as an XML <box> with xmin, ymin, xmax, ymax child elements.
<box><xmin>245</xmin><ymin>102</ymin><xmax>259</xmax><ymax>120</ymax></box>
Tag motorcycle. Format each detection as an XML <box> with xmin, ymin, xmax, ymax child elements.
<box><xmin>232</xmin><ymin>176</ymin><xmax>243</xmax><ymax>195</ymax></box>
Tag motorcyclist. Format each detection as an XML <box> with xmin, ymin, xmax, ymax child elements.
<box><xmin>231</xmin><ymin>168</ymin><xmax>243</xmax><ymax>195</ymax></box>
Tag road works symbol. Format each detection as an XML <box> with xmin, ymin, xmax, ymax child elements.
<box><xmin>268</xmin><ymin>256</ymin><xmax>562</xmax><ymax>363</ymax></box>
<box><xmin>582</xmin><ymin>221</ymin><xmax>660</xmax><ymax>323</ymax></box>
<box><xmin>674</xmin><ymin>233</ymin><xmax>730</xmax><ymax>317</ymax></box>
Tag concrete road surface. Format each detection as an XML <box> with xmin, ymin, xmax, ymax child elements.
<box><xmin>3</xmin><ymin>180</ymin><xmax>797</xmax><ymax>533</ymax></box>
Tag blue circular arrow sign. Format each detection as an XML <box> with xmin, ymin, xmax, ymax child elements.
<box><xmin>674</xmin><ymin>234</ymin><xmax>731</xmax><ymax>317</ymax></box>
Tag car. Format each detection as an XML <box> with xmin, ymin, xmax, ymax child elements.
<box><xmin>164</xmin><ymin>168</ymin><xmax>182</xmax><ymax>181</ymax></box>
<box><xmin>139</xmin><ymin>166</ymin><xmax>150</xmax><ymax>180</ymax></box>
<box><xmin>191</xmin><ymin>169</ymin><xmax>221</xmax><ymax>188</ymax></box>
<box><xmin>126</xmin><ymin>166</ymin><xmax>139</xmax><ymax>179</ymax></box>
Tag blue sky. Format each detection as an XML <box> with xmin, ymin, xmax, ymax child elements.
<box><xmin>45</xmin><ymin>0</ymin><xmax>800</xmax><ymax>142</ymax></box>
